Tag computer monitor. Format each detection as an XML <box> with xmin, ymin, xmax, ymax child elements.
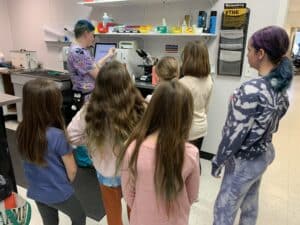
<box><xmin>94</xmin><ymin>43</ymin><xmax>117</xmax><ymax>62</ymax></box>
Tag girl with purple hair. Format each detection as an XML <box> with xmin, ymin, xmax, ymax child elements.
<box><xmin>211</xmin><ymin>26</ymin><xmax>293</xmax><ymax>225</ymax></box>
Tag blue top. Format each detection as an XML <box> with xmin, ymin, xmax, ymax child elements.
<box><xmin>67</xmin><ymin>44</ymin><xmax>96</xmax><ymax>93</ymax></box>
<box><xmin>24</xmin><ymin>127</ymin><xmax>74</xmax><ymax>204</ymax></box>
<box><xmin>213</xmin><ymin>77</ymin><xmax>289</xmax><ymax>168</ymax></box>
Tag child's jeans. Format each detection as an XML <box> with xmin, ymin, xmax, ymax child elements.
<box><xmin>213</xmin><ymin>143</ymin><xmax>275</xmax><ymax>225</ymax></box>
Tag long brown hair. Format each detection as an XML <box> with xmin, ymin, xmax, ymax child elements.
<box><xmin>119</xmin><ymin>80</ymin><xmax>194</xmax><ymax>214</ymax></box>
<box><xmin>16</xmin><ymin>78</ymin><xmax>65</xmax><ymax>165</ymax></box>
<box><xmin>182</xmin><ymin>41</ymin><xmax>210</xmax><ymax>78</ymax></box>
<box><xmin>85</xmin><ymin>60</ymin><xmax>145</xmax><ymax>156</ymax></box>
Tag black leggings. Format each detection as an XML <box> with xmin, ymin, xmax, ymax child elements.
<box><xmin>190</xmin><ymin>137</ymin><xmax>204</xmax><ymax>174</ymax></box>
<box><xmin>190</xmin><ymin>137</ymin><xmax>204</xmax><ymax>154</ymax></box>
<box><xmin>35</xmin><ymin>194</ymin><xmax>86</xmax><ymax>225</ymax></box>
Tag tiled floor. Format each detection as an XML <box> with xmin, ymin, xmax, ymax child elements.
<box><xmin>8</xmin><ymin>76</ymin><xmax>300</xmax><ymax>225</ymax></box>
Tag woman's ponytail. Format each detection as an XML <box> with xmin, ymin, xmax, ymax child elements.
<box><xmin>265</xmin><ymin>57</ymin><xmax>294</xmax><ymax>92</ymax></box>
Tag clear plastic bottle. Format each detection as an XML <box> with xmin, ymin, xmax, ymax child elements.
<box><xmin>102</xmin><ymin>12</ymin><xmax>110</xmax><ymax>28</ymax></box>
<box><xmin>182</xmin><ymin>20</ymin><xmax>187</xmax><ymax>33</ymax></box>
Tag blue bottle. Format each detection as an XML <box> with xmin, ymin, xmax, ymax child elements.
<box><xmin>197</xmin><ymin>11</ymin><xmax>207</xmax><ymax>28</ymax></box>
<box><xmin>209</xmin><ymin>11</ymin><xmax>217</xmax><ymax>34</ymax></box>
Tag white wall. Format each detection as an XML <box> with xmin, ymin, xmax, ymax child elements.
<box><xmin>202</xmin><ymin>0</ymin><xmax>289</xmax><ymax>154</ymax></box>
<box><xmin>4</xmin><ymin>0</ymin><xmax>289</xmax><ymax>154</ymax></box>
<box><xmin>0</xmin><ymin>0</ymin><xmax>13</xmax><ymax>59</ymax></box>
<box><xmin>278</xmin><ymin>0</ymin><xmax>290</xmax><ymax>26</ymax></box>
<box><xmin>6</xmin><ymin>0</ymin><xmax>214</xmax><ymax>70</ymax></box>
<box><xmin>6</xmin><ymin>0</ymin><xmax>91</xmax><ymax>70</ymax></box>
<box><xmin>0</xmin><ymin>0</ymin><xmax>13</xmax><ymax>96</ymax></box>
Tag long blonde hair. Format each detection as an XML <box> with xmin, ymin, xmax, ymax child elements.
<box><xmin>85</xmin><ymin>61</ymin><xmax>146</xmax><ymax>155</ymax></box>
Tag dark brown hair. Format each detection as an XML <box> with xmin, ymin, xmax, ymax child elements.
<box><xmin>155</xmin><ymin>56</ymin><xmax>179</xmax><ymax>81</ymax></box>
<box><xmin>16</xmin><ymin>78</ymin><xmax>65</xmax><ymax>165</ymax></box>
<box><xmin>85</xmin><ymin>60</ymin><xmax>146</xmax><ymax>156</ymax></box>
<box><xmin>181</xmin><ymin>41</ymin><xmax>210</xmax><ymax>78</ymax></box>
<box><xmin>119</xmin><ymin>80</ymin><xmax>194</xmax><ymax>214</ymax></box>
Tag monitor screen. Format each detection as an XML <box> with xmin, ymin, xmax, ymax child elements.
<box><xmin>94</xmin><ymin>43</ymin><xmax>117</xmax><ymax>62</ymax></box>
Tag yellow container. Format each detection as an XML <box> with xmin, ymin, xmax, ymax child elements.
<box><xmin>139</xmin><ymin>25</ymin><xmax>152</xmax><ymax>33</ymax></box>
<box><xmin>170</xmin><ymin>26</ymin><xmax>182</xmax><ymax>33</ymax></box>
<box><xmin>185</xmin><ymin>27</ymin><xmax>194</xmax><ymax>34</ymax></box>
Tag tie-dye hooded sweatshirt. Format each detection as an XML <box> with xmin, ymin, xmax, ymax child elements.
<box><xmin>213</xmin><ymin>77</ymin><xmax>289</xmax><ymax>168</ymax></box>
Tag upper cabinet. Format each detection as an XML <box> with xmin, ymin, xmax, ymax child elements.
<box><xmin>78</xmin><ymin>0</ymin><xmax>218</xmax><ymax>7</ymax></box>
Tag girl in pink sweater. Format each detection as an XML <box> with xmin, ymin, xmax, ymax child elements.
<box><xmin>120</xmin><ymin>80</ymin><xmax>200</xmax><ymax>225</ymax></box>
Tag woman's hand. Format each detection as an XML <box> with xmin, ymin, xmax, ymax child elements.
<box><xmin>211</xmin><ymin>161</ymin><xmax>222</xmax><ymax>178</ymax></box>
<box><xmin>95</xmin><ymin>48</ymin><xmax>117</xmax><ymax>72</ymax></box>
<box><xmin>107</xmin><ymin>47</ymin><xmax>116</xmax><ymax>59</ymax></box>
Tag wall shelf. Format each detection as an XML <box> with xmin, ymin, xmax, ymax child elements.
<box><xmin>45</xmin><ymin>40</ymin><xmax>72</xmax><ymax>45</ymax></box>
<box><xmin>78</xmin><ymin>0</ymin><xmax>130</xmax><ymax>7</ymax></box>
<box><xmin>78</xmin><ymin>0</ymin><xmax>218</xmax><ymax>7</ymax></box>
<box><xmin>94</xmin><ymin>32</ymin><xmax>217</xmax><ymax>38</ymax></box>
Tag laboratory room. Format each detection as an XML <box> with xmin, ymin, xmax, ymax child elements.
<box><xmin>0</xmin><ymin>0</ymin><xmax>299</xmax><ymax>224</ymax></box>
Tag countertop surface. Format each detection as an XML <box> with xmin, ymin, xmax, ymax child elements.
<box><xmin>12</xmin><ymin>69</ymin><xmax>71</xmax><ymax>81</ymax></box>
<box><xmin>0</xmin><ymin>68</ymin><xmax>25</xmax><ymax>74</ymax></box>
<box><xmin>0</xmin><ymin>67</ymin><xmax>9</xmax><ymax>74</ymax></box>
<box><xmin>0</xmin><ymin>93</ymin><xmax>21</xmax><ymax>106</ymax></box>
<box><xmin>135</xmin><ymin>80</ymin><xmax>155</xmax><ymax>90</ymax></box>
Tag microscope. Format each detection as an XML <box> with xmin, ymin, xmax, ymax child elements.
<box><xmin>136</xmin><ymin>49</ymin><xmax>155</xmax><ymax>82</ymax></box>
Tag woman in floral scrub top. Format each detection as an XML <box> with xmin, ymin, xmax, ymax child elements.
<box><xmin>67</xmin><ymin>20</ymin><xmax>115</xmax><ymax>95</ymax></box>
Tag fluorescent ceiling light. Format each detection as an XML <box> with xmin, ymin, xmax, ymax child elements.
<box><xmin>78</xmin><ymin>0</ymin><xmax>128</xmax><ymax>4</ymax></box>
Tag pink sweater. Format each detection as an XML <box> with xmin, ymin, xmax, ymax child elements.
<box><xmin>121</xmin><ymin>137</ymin><xmax>200</xmax><ymax>225</ymax></box>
